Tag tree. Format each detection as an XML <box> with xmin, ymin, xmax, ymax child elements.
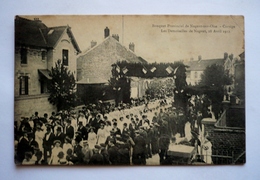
<box><xmin>48</xmin><ymin>60</ymin><xmax>77</xmax><ymax>111</ymax></box>
<box><xmin>199</xmin><ymin>64</ymin><xmax>232</xmax><ymax>118</ymax></box>
<box><xmin>173</xmin><ymin>63</ymin><xmax>188</xmax><ymax>112</ymax></box>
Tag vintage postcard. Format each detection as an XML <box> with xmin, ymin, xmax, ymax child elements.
<box><xmin>14</xmin><ymin>15</ymin><xmax>245</xmax><ymax>165</ymax></box>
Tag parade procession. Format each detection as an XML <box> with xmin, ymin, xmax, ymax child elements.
<box><xmin>14</xmin><ymin>15</ymin><xmax>245</xmax><ymax>166</ymax></box>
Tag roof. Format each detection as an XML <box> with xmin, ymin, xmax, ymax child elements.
<box><xmin>15</xmin><ymin>16</ymin><xmax>81</xmax><ymax>53</ymax></box>
<box><xmin>78</xmin><ymin>36</ymin><xmax>146</xmax><ymax>64</ymax></box>
<box><xmin>185</xmin><ymin>58</ymin><xmax>224</xmax><ymax>71</ymax></box>
<box><xmin>77</xmin><ymin>77</ymin><xmax>108</xmax><ymax>84</ymax></box>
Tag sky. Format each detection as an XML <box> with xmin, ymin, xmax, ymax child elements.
<box><xmin>23</xmin><ymin>15</ymin><xmax>244</xmax><ymax>63</ymax></box>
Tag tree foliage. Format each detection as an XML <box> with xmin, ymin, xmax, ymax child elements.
<box><xmin>173</xmin><ymin>64</ymin><xmax>188</xmax><ymax>111</ymax></box>
<box><xmin>48</xmin><ymin>60</ymin><xmax>77</xmax><ymax>111</ymax></box>
<box><xmin>197</xmin><ymin>64</ymin><xmax>233</xmax><ymax>118</ymax></box>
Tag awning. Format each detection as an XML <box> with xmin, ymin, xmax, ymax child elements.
<box><xmin>38</xmin><ymin>69</ymin><xmax>52</xmax><ymax>80</ymax></box>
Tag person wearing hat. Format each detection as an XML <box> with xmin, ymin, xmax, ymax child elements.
<box><xmin>104</xmin><ymin>120</ymin><xmax>112</xmax><ymax>139</ymax></box>
<box><xmin>49</xmin><ymin>140</ymin><xmax>63</xmax><ymax>165</ymax></box>
<box><xmin>105</xmin><ymin>130</ymin><xmax>116</xmax><ymax>147</ymax></box>
<box><xmin>34</xmin><ymin>123</ymin><xmax>45</xmax><ymax>153</ymax></box>
<box><xmin>112</xmin><ymin>122</ymin><xmax>121</xmax><ymax>136</ymax></box>
<box><xmin>62</xmin><ymin>136</ymin><xmax>73</xmax><ymax>157</ymax></box>
<box><xmin>22</xmin><ymin>151</ymin><xmax>35</xmax><ymax>165</ymax></box>
<box><xmin>108</xmin><ymin>139</ymin><xmax>119</xmax><ymax>165</ymax></box>
<box><xmin>43</xmin><ymin>126</ymin><xmax>55</xmax><ymax>164</ymax></box>
<box><xmin>54</xmin><ymin>126</ymin><xmax>65</xmax><ymax>146</ymax></box>
<box><xmin>97</xmin><ymin>123</ymin><xmax>106</xmax><ymax>145</ymax></box>
<box><xmin>87</xmin><ymin>127</ymin><xmax>97</xmax><ymax>150</ymax></box>
<box><xmin>88</xmin><ymin>144</ymin><xmax>104</xmax><ymax>165</ymax></box>
<box><xmin>82</xmin><ymin>140</ymin><xmax>93</xmax><ymax>164</ymax></box>
<box><xmin>77</xmin><ymin>121</ymin><xmax>88</xmax><ymax>140</ymax></box>
<box><xmin>65</xmin><ymin>119</ymin><xmax>74</xmax><ymax>140</ymax></box>
<box><xmin>73</xmin><ymin>136</ymin><xmax>84</xmax><ymax>165</ymax></box>
<box><xmin>132</xmin><ymin>130</ymin><xmax>146</xmax><ymax>165</ymax></box>
<box><xmin>16</xmin><ymin>131</ymin><xmax>31</xmax><ymax>164</ymax></box>
<box><xmin>100</xmin><ymin>143</ymin><xmax>110</xmax><ymax>165</ymax></box>
<box><xmin>78</xmin><ymin>112</ymin><xmax>87</xmax><ymax>127</ymax></box>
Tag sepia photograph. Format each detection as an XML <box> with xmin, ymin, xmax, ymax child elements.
<box><xmin>14</xmin><ymin>15</ymin><xmax>245</xmax><ymax>166</ymax></box>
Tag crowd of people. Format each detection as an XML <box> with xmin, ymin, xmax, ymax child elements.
<box><xmin>15</xmin><ymin>95</ymin><xmax>213</xmax><ymax>165</ymax></box>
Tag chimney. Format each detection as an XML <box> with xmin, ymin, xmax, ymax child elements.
<box><xmin>34</xmin><ymin>18</ymin><xmax>41</xmax><ymax>22</ymax></box>
<box><xmin>91</xmin><ymin>40</ymin><xmax>97</xmax><ymax>48</ymax></box>
<box><xmin>229</xmin><ymin>53</ymin><xmax>233</xmax><ymax>60</ymax></box>
<box><xmin>112</xmin><ymin>34</ymin><xmax>119</xmax><ymax>41</ymax></box>
<box><xmin>224</xmin><ymin>52</ymin><xmax>228</xmax><ymax>59</ymax></box>
<box><xmin>198</xmin><ymin>55</ymin><xmax>202</xmax><ymax>61</ymax></box>
<box><xmin>104</xmin><ymin>27</ymin><xmax>110</xmax><ymax>38</ymax></box>
<box><xmin>129</xmin><ymin>42</ymin><xmax>135</xmax><ymax>52</ymax></box>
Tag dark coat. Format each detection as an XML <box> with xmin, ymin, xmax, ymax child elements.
<box><xmin>108</xmin><ymin>145</ymin><xmax>119</xmax><ymax>165</ymax></box>
<box><xmin>133</xmin><ymin>135</ymin><xmax>146</xmax><ymax>154</ymax></box>
<box><xmin>89</xmin><ymin>153</ymin><xmax>104</xmax><ymax>165</ymax></box>
<box><xmin>17</xmin><ymin>137</ymin><xmax>31</xmax><ymax>163</ymax></box>
<box><xmin>43</xmin><ymin>132</ymin><xmax>55</xmax><ymax>150</ymax></box>
<box><xmin>65</xmin><ymin>125</ymin><xmax>74</xmax><ymax>140</ymax></box>
<box><xmin>54</xmin><ymin>132</ymin><xmax>65</xmax><ymax>146</ymax></box>
<box><xmin>77</xmin><ymin>126</ymin><xmax>88</xmax><ymax>140</ymax></box>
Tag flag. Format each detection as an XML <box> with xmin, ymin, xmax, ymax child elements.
<box><xmin>166</xmin><ymin>66</ymin><xmax>173</xmax><ymax>74</ymax></box>
<box><xmin>116</xmin><ymin>65</ymin><xmax>120</xmax><ymax>73</ymax></box>
<box><xmin>122</xmin><ymin>67</ymin><xmax>128</xmax><ymax>74</ymax></box>
<box><xmin>173</xmin><ymin>66</ymin><xmax>179</xmax><ymax>74</ymax></box>
<box><xmin>142</xmin><ymin>67</ymin><xmax>147</xmax><ymax>74</ymax></box>
<box><xmin>150</xmin><ymin>67</ymin><xmax>156</xmax><ymax>73</ymax></box>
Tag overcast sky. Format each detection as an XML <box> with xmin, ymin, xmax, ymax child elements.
<box><xmin>23</xmin><ymin>15</ymin><xmax>244</xmax><ymax>63</ymax></box>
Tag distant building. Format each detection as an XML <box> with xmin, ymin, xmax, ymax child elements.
<box><xmin>185</xmin><ymin>53</ymin><xmax>235</xmax><ymax>86</ymax></box>
<box><xmin>15</xmin><ymin>16</ymin><xmax>81</xmax><ymax>120</ymax></box>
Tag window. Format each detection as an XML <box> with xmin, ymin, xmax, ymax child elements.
<box><xmin>40</xmin><ymin>80</ymin><xmax>48</xmax><ymax>94</ymax></box>
<box><xmin>20</xmin><ymin>48</ymin><xmax>27</xmax><ymax>64</ymax></box>
<box><xmin>62</xmin><ymin>49</ymin><xmax>69</xmax><ymax>66</ymax></box>
<box><xmin>19</xmin><ymin>76</ymin><xmax>29</xmax><ymax>95</ymax></box>
<box><xmin>194</xmin><ymin>71</ymin><xmax>198</xmax><ymax>79</ymax></box>
<box><xmin>41</xmin><ymin>50</ymin><xmax>46</xmax><ymax>61</ymax></box>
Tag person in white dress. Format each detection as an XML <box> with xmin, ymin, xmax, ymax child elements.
<box><xmin>96</xmin><ymin>123</ymin><xmax>106</xmax><ymax>145</ymax></box>
<box><xmin>49</xmin><ymin>140</ymin><xmax>63</xmax><ymax>165</ymax></box>
<box><xmin>35</xmin><ymin>124</ymin><xmax>45</xmax><ymax>152</ymax></box>
<box><xmin>63</xmin><ymin>137</ymin><xmax>73</xmax><ymax>155</ymax></box>
<box><xmin>184</xmin><ymin>121</ymin><xmax>192</xmax><ymax>141</ymax></box>
<box><xmin>87</xmin><ymin>127</ymin><xmax>97</xmax><ymax>149</ymax></box>
<box><xmin>201</xmin><ymin>136</ymin><xmax>213</xmax><ymax>164</ymax></box>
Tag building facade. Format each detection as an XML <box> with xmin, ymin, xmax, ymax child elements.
<box><xmin>15</xmin><ymin>16</ymin><xmax>81</xmax><ymax>120</ymax></box>
<box><xmin>185</xmin><ymin>53</ymin><xmax>236</xmax><ymax>86</ymax></box>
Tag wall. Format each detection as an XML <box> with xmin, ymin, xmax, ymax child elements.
<box><xmin>15</xmin><ymin>47</ymin><xmax>47</xmax><ymax>97</ymax></box>
<box><xmin>14</xmin><ymin>94</ymin><xmax>57</xmax><ymax>121</ymax></box>
<box><xmin>202</xmin><ymin>119</ymin><xmax>245</xmax><ymax>164</ymax></box>
<box><xmin>77</xmin><ymin>37</ymin><xmax>141</xmax><ymax>82</ymax></box>
<box><xmin>52</xmin><ymin>31</ymin><xmax>78</xmax><ymax>79</ymax></box>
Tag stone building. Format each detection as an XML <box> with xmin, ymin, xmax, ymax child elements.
<box><xmin>77</xmin><ymin>27</ymin><xmax>147</xmax><ymax>104</ymax></box>
<box><xmin>185</xmin><ymin>53</ymin><xmax>235</xmax><ymax>86</ymax></box>
<box><xmin>15</xmin><ymin>16</ymin><xmax>81</xmax><ymax>120</ymax></box>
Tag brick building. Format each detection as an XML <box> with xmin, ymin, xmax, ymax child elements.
<box><xmin>15</xmin><ymin>16</ymin><xmax>81</xmax><ymax>120</ymax></box>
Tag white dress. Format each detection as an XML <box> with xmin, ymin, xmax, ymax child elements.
<box><xmin>49</xmin><ymin>146</ymin><xmax>63</xmax><ymax>165</ymax></box>
<box><xmin>202</xmin><ymin>140</ymin><xmax>212</xmax><ymax>164</ymax></box>
<box><xmin>97</xmin><ymin>128</ymin><xmax>106</xmax><ymax>144</ymax></box>
<box><xmin>87</xmin><ymin>132</ymin><xmax>97</xmax><ymax>149</ymax></box>
<box><xmin>35</xmin><ymin>130</ymin><xmax>45</xmax><ymax>152</ymax></box>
